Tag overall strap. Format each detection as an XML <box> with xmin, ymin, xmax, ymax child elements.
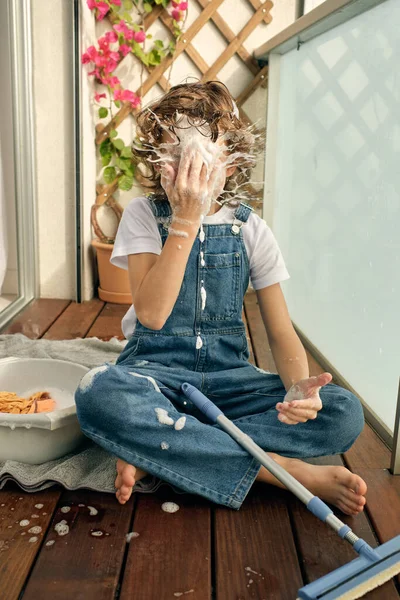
<box><xmin>147</xmin><ymin>195</ymin><xmax>172</xmax><ymax>219</ymax></box>
<box><xmin>231</xmin><ymin>202</ymin><xmax>254</xmax><ymax>235</ymax></box>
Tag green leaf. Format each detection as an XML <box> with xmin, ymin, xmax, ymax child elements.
<box><xmin>148</xmin><ymin>49</ymin><xmax>161</xmax><ymax>65</ymax></box>
<box><xmin>146</xmin><ymin>33</ymin><xmax>153</xmax><ymax>39</ymax></box>
<box><xmin>161</xmin><ymin>0</ymin><xmax>168</xmax><ymax>7</ymax></box>
<box><xmin>122</xmin><ymin>12</ymin><xmax>133</xmax><ymax>23</ymax></box>
<box><xmin>98</xmin><ymin>107</ymin><xmax>108</xmax><ymax>119</ymax></box>
<box><xmin>120</xmin><ymin>146</ymin><xmax>133</xmax><ymax>158</ymax></box>
<box><xmin>114</xmin><ymin>100</ymin><xmax>121</xmax><ymax>108</ymax></box>
<box><xmin>104</xmin><ymin>166</ymin><xmax>117</xmax><ymax>183</ymax></box>
<box><xmin>112</xmin><ymin>138</ymin><xmax>125</xmax><ymax>150</ymax></box>
<box><xmin>101</xmin><ymin>153</ymin><xmax>112</xmax><ymax>167</ymax></box>
<box><xmin>99</xmin><ymin>139</ymin><xmax>112</xmax><ymax>156</ymax></box>
<box><xmin>110</xmin><ymin>129</ymin><xmax>118</xmax><ymax>139</ymax></box>
<box><xmin>116</xmin><ymin>157</ymin><xmax>134</xmax><ymax>175</ymax></box>
<box><xmin>155</xmin><ymin>0</ymin><xmax>162</xmax><ymax>5</ymax></box>
<box><xmin>154</xmin><ymin>39</ymin><xmax>164</xmax><ymax>49</ymax></box>
<box><xmin>143</xmin><ymin>2</ymin><xmax>152</xmax><ymax>12</ymax></box>
<box><xmin>118</xmin><ymin>174</ymin><xmax>134</xmax><ymax>191</ymax></box>
<box><xmin>132</xmin><ymin>22</ymin><xmax>140</xmax><ymax>32</ymax></box>
<box><xmin>123</xmin><ymin>0</ymin><xmax>133</xmax><ymax>9</ymax></box>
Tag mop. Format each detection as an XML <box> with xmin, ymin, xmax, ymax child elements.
<box><xmin>181</xmin><ymin>382</ymin><xmax>400</xmax><ymax>600</ymax></box>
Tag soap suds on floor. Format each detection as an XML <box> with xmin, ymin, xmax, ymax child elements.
<box><xmin>130</xmin><ymin>371</ymin><xmax>161</xmax><ymax>393</ymax></box>
<box><xmin>174</xmin><ymin>590</ymin><xmax>194</xmax><ymax>597</ymax></box>
<box><xmin>28</xmin><ymin>526</ymin><xmax>42</xmax><ymax>534</ymax></box>
<box><xmin>29</xmin><ymin>536</ymin><xmax>38</xmax><ymax>543</ymax></box>
<box><xmin>126</xmin><ymin>532</ymin><xmax>140</xmax><ymax>542</ymax></box>
<box><xmin>19</xmin><ymin>520</ymin><xmax>29</xmax><ymax>527</ymax></box>
<box><xmin>155</xmin><ymin>407</ymin><xmax>174</xmax><ymax>426</ymax></box>
<box><xmin>46</xmin><ymin>540</ymin><xmax>55</xmax><ymax>546</ymax></box>
<box><xmin>161</xmin><ymin>502</ymin><xmax>179</xmax><ymax>513</ymax></box>
<box><xmin>60</xmin><ymin>506</ymin><xmax>71</xmax><ymax>514</ymax></box>
<box><xmin>174</xmin><ymin>416</ymin><xmax>186</xmax><ymax>431</ymax></box>
<box><xmin>31</xmin><ymin>514</ymin><xmax>39</xmax><ymax>519</ymax></box>
<box><xmin>54</xmin><ymin>520</ymin><xmax>69</xmax><ymax>536</ymax></box>
<box><xmin>91</xmin><ymin>530</ymin><xmax>103</xmax><ymax>537</ymax></box>
<box><xmin>88</xmin><ymin>506</ymin><xmax>98</xmax><ymax>516</ymax></box>
<box><xmin>160</xmin><ymin>441</ymin><xmax>170</xmax><ymax>450</ymax></box>
<box><xmin>34</xmin><ymin>503</ymin><xmax>44</xmax><ymax>509</ymax></box>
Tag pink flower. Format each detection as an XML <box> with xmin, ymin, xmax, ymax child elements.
<box><xmin>172</xmin><ymin>9</ymin><xmax>182</xmax><ymax>20</ymax></box>
<box><xmin>114</xmin><ymin>21</ymin><xmax>129</xmax><ymax>35</ymax></box>
<box><xmin>108</xmin><ymin>75</ymin><xmax>120</xmax><ymax>87</ymax></box>
<box><xmin>98</xmin><ymin>36</ymin><xmax>110</xmax><ymax>51</ymax></box>
<box><xmin>179</xmin><ymin>1</ymin><xmax>188</xmax><ymax>9</ymax></box>
<box><xmin>109</xmin><ymin>51</ymin><xmax>120</xmax><ymax>61</ymax></box>
<box><xmin>105</xmin><ymin>31</ymin><xmax>118</xmax><ymax>43</ymax></box>
<box><xmin>133</xmin><ymin>30</ymin><xmax>146</xmax><ymax>43</ymax></box>
<box><xmin>119</xmin><ymin>44</ymin><xmax>131</xmax><ymax>57</ymax></box>
<box><xmin>113</xmin><ymin>89</ymin><xmax>123</xmax><ymax>101</ymax></box>
<box><xmin>110</xmin><ymin>0</ymin><xmax>121</xmax><ymax>4</ymax></box>
<box><xmin>86</xmin><ymin>46</ymin><xmax>99</xmax><ymax>60</ymax></box>
<box><xmin>82</xmin><ymin>52</ymin><xmax>91</xmax><ymax>64</ymax></box>
<box><xmin>95</xmin><ymin>92</ymin><xmax>107</xmax><ymax>102</ymax></box>
<box><xmin>96</xmin><ymin>1</ymin><xmax>110</xmax><ymax>19</ymax></box>
<box><xmin>87</xmin><ymin>0</ymin><xmax>96</xmax><ymax>9</ymax></box>
<box><xmin>104</xmin><ymin>59</ymin><xmax>118</xmax><ymax>73</ymax></box>
<box><xmin>125</xmin><ymin>29</ymin><xmax>135</xmax><ymax>40</ymax></box>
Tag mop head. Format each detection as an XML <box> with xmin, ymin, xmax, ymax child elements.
<box><xmin>297</xmin><ymin>534</ymin><xmax>400</xmax><ymax>599</ymax></box>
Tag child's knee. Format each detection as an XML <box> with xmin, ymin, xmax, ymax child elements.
<box><xmin>328</xmin><ymin>386</ymin><xmax>364</xmax><ymax>449</ymax></box>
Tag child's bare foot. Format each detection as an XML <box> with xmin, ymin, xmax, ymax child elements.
<box><xmin>257</xmin><ymin>454</ymin><xmax>367</xmax><ymax>516</ymax></box>
<box><xmin>115</xmin><ymin>459</ymin><xmax>148</xmax><ymax>504</ymax></box>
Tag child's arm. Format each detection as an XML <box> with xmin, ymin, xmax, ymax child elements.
<box><xmin>256</xmin><ymin>283</ymin><xmax>309</xmax><ymax>391</ymax></box>
<box><xmin>130</xmin><ymin>152</ymin><xmax>219</xmax><ymax>330</ymax></box>
<box><xmin>128</xmin><ymin>219</ymin><xmax>199</xmax><ymax>330</ymax></box>
<box><xmin>256</xmin><ymin>283</ymin><xmax>332</xmax><ymax>425</ymax></box>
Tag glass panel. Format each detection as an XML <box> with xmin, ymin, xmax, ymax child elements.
<box><xmin>273</xmin><ymin>0</ymin><xmax>400</xmax><ymax>432</ymax></box>
<box><xmin>0</xmin><ymin>1</ymin><xmax>19</xmax><ymax>312</ymax></box>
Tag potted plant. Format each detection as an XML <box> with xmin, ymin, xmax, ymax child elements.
<box><xmin>82</xmin><ymin>0</ymin><xmax>188</xmax><ymax>303</ymax></box>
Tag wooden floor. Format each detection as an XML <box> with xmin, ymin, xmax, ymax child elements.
<box><xmin>1</xmin><ymin>293</ymin><xmax>399</xmax><ymax>600</ymax></box>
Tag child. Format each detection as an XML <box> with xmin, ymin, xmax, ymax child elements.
<box><xmin>76</xmin><ymin>81</ymin><xmax>366</xmax><ymax>514</ymax></box>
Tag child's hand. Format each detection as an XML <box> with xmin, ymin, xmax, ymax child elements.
<box><xmin>160</xmin><ymin>151</ymin><xmax>223</xmax><ymax>222</ymax></box>
<box><xmin>276</xmin><ymin>373</ymin><xmax>332</xmax><ymax>425</ymax></box>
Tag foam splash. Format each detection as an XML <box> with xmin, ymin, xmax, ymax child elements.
<box><xmin>174</xmin><ymin>416</ymin><xmax>186</xmax><ymax>431</ymax></box>
<box><xmin>54</xmin><ymin>520</ymin><xmax>69</xmax><ymax>536</ymax></box>
<box><xmin>161</xmin><ymin>502</ymin><xmax>179</xmax><ymax>513</ymax></box>
<box><xmin>155</xmin><ymin>407</ymin><xmax>174</xmax><ymax>426</ymax></box>
<box><xmin>130</xmin><ymin>371</ymin><xmax>161</xmax><ymax>393</ymax></box>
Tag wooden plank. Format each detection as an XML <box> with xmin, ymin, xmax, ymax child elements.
<box><xmin>22</xmin><ymin>490</ymin><xmax>134</xmax><ymax>600</ymax></box>
<box><xmin>120</xmin><ymin>487</ymin><xmax>211</xmax><ymax>599</ymax></box>
<box><xmin>43</xmin><ymin>299</ymin><xmax>105</xmax><ymax>340</ymax></box>
<box><xmin>1</xmin><ymin>299</ymin><xmax>71</xmax><ymax>339</ymax></box>
<box><xmin>196</xmin><ymin>0</ymin><xmax>260</xmax><ymax>75</ymax></box>
<box><xmin>244</xmin><ymin>290</ymin><xmax>277</xmax><ymax>372</ymax></box>
<box><xmin>215</xmin><ymin>483</ymin><xmax>304</xmax><ymax>599</ymax></box>
<box><xmin>86</xmin><ymin>303</ymin><xmax>128</xmax><ymax>340</ymax></box>
<box><xmin>236</xmin><ymin>65</ymin><xmax>268</xmax><ymax>106</ymax></box>
<box><xmin>0</xmin><ymin>485</ymin><xmax>61</xmax><ymax>600</ymax></box>
<box><xmin>137</xmin><ymin>0</ymin><xmax>226</xmax><ymax>98</ymax></box>
<box><xmin>344</xmin><ymin>424</ymin><xmax>391</xmax><ymax>469</ymax></box>
<box><xmin>289</xmin><ymin>456</ymin><xmax>399</xmax><ymax>598</ymax></box>
<box><xmin>246</xmin><ymin>0</ymin><xmax>274</xmax><ymax>24</ymax></box>
<box><xmin>202</xmin><ymin>4</ymin><xmax>273</xmax><ymax>81</ymax></box>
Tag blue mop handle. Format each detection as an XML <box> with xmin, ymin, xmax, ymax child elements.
<box><xmin>181</xmin><ymin>382</ymin><xmax>379</xmax><ymax>560</ymax></box>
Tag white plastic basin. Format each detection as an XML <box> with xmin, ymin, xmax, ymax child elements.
<box><xmin>0</xmin><ymin>357</ymin><xmax>89</xmax><ymax>464</ymax></box>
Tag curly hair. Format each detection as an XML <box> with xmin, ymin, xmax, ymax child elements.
<box><xmin>132</xmin><ymin>81</ymin><xmax>263</xmax><ymax>205</ymax></box>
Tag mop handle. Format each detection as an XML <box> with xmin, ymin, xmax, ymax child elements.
<box><xmin>180</xmin><ymin>382</ymin><xmax>372</xmax><ymax>554</ymax></box>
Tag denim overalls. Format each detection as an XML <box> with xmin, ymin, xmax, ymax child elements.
<box><xmin>75</xmin><ymin>198</ymin><xmax>364</xmax><ymax>509</ymax></box>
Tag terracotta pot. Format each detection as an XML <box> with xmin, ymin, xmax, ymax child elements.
<box><xmin>91</xmin><ymin>239</ymin><xmax>132</xmax><ymax>304</ymax></box>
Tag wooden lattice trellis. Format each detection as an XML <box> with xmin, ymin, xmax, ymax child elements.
<box><xmin>93</xmin><ymin>0</ymin><xmax>273</xmax><ymax>237</ymax></box>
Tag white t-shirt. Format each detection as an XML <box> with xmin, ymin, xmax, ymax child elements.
<box><xmin>111</xmin><ymin>196</ymin><xmax>290</xmax><ymax>338</ymax></box>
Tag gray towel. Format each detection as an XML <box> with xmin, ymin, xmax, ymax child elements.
<box><xmin>0</xmin><ymin>334</ymin><xmax>163</xmax><ymax>495</ymax></box>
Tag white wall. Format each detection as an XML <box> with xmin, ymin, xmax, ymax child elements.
<box><xmin>0</xmin><ymin>1</ymin><xmax>18</xmax><ymax>297</ymax></box>
<box><xmin>32</xmin><ymin>0</ymin><xmax>76</xmax><ymax>299</ymax></box>
<box><xmin>31</xmin><ymin>0</ymin><xmax>298</xmax><ymax>300</ymax></box>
